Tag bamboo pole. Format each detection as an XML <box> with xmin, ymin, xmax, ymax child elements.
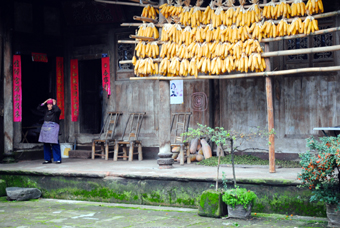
<box><xmin>94</xmin><ymin>0</ymin><xmax>159</xmax><ymax>8</ymax></box>
<box><xmin>133</xmin><ymin>16</ymin><xmax>158</xmax><ymax>23</ymax></box>
<box><xmin>119</xmin><ymin>44</ymin><xmax>340</xmax><ymax>65</ymax></box>
<box><xmin>129</xmin><ymin>66</ymin><xmax>340</xmax><ymax>80</ymax></box>
<box><xmin>262</xmin><ymin>45</ymin><xmax>340</xmax><ymax>58</ymax></box>
<box><xmin>129</xmin><ymin>35</ymin><xmax>156</xmax><ymax>41</ymax></box>
<box><xmin>128</xmin><ymin>0</ymin><xmax>158</xmax><ymax>5</ymax></box>
<box><xmin>118</xmin><ymin>26</ymin><xmax>340</xmax><ymax>44</ymax></box>
<box><xmin>96</xmin><ymin>0</ymin><xmax>305</xmax><ymax>9</ymax></box>
<box><xmin>262</xmin><ymin>27</ymin><xmax>340</xmax><ymax>42</ymax></box>
<box><xmin>121</xmin><ymin>22</ymin><xmax>163</xmax><ymax>27</ymax></box>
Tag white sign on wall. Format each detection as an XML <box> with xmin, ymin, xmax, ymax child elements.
<box><xmin>170</xmin><ymin>80</ymin><xmax>183</xmax><ymax>104</ymax></box>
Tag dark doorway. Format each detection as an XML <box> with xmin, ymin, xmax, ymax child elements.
<box><xmin>21</xmin><ymin>55</ymin><xmax>55</xmax><ymax>143</ymax></box>
<box><xmin>79</xmin><ymin>59</ymin><xmax>102</xmax><ymax>134</ymax></box>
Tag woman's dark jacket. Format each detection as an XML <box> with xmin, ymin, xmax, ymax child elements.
<box><xmin>37</xmin><ymin>104</ymin><xmax>61</xmax><ymax>124</ymax></box>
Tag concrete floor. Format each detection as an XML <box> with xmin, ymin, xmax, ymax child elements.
<box><xmin>0</xmin><ymin>198</ymin><xmax>328</xmax><ymax>227</ymax></box>
<box><xmin>0</xmin><ymin>158</ymin><xmax>301</xmax><ymax>184</ymax></box>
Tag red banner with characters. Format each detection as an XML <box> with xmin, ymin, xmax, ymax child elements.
<box><xmin>70</xmin><ymin>59</ymin><xmax>79</xmax><ymax>122</ymax></box>
<box><xmin>56</xmin><ymin>57</ymin><xmax>65</xmax><ymax>120</ymax></box>
<box><xmin>101</xmin><ymin>57</ymin><xmax>111</xmax><ymax>96</ymax></box>
<box><xmin>32</xmin><ymin>52</ymin><xmax>48</xmax><ymax>62</ymax></box>
<box><xmin>13</xmin><ymin>55</ymin><xmax>22</xmax><ymax>122</ymax></box>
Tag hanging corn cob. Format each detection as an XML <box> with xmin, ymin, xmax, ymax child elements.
<box><xmin>261</xmin><ymin>20</ymin><xmax>277</xmax><ymax>38</ymax></box>
<box><xmin>277</xmin><ymin>19</ymin><xmax>289</xmax><ymax>37</ymax></box>
<box><xmin>263</xmin><ymin>1</ymin><xmax>276</xmax><ymax>19</ymax></box>
<box><xmin>250</xmin><ymin>22</ymin><xmax>264</xmax><ymax>41</ymax></box>
<box><xmin>202</xmin><ymin>4</ymin><xmax>214</xmax><ymax>25</ymax></box>
<box><xmin>303</xmin><ymin>15</ymin><xmax>319</xmax><ymax>35</ymax></box>
<box><xmin>179</xmin><ymin>0</ymin><xmax>192</xmax><ymax>26</ymax></box>
<box><xmin>137</xmin><ymin>23</ymin><xmax>159</xmax><ymax>38</ymax></box>
<box><xmin>141</xmin><ymin>5</ymin><xmax>159</xmax><ymax>19</ymax></box>
<box><xmin>160</xmin><ymin>57</ymin><xmax>170</xmax><ymax>75</ymax></box>
<box><xmin>189</xmin><ymin>57</ymin><xmax>199</xmax><ymax>78</ymax></box>
<box><xmin>169</xmin><ymin>57</ymin><xmax>181</xmax><ymax>75</ymax></box>
<box><xmin>181</xmin><ymin>26</ymin><xmax>193</xmax><ymax>46</ymax></box>
<box><xmin>248</xmin><ymin>53</ymin><xmax>266</xmax><ymax>72</ymax></box>
<box><xmin>274</xmin><ymin>0</ymin><xmax>291</xmax><ymax>19</ymax></box>
<box><xmin>305</xmin><ymin>0</ymin><xmax>324</xmax><ymax>14</ymax></box>
<box><xmin>223</xmin><ymin>0</ymin><xmax>236</xmax><ymax>26</ymax></box>
<box><xmin>291</xmin><ymin>0</ymin><xmax>306</xmax><ymax>17</ymax></box>
<box><xmin>235</xmin><ymin>0</ymin><xmax>247</xmax><ymax>27</ymax></box>
<box><xmin>191</xmin><ymin>0</ymin><xmax>204</xmax><ymax>27</ymax></box>
<box><xmin>134</xmin><ymin>58</ymin><xmax>158</xmax><ymax>77</ymax></box>
<box><xmin>247</xmin><ymin>0</ymin><xmax>261</xmax><ymax>25</ymax></box>
<box><xmin>288</xmin><ymin>17</ymin><xmax>304</xmax><ymax>35</ymax></box>
<box><xmin>161</xmin><ymin>24</ymin><xmax>172</xmax><ymax>41</ymax></box>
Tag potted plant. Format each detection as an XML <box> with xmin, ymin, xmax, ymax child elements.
<box><xmin>298</xmin><ymin>135</ymin><xmax>340</xmax><ymax>227</ymax></box>
<box><xmin>182</xmin><ymin>124</ymin><xmax>237</xmax><ymax>218</ymax></box>
<box><xmin>222</xmin><ymin>187</ymin><xmax>257</xmax><ymax>219</ymax></box>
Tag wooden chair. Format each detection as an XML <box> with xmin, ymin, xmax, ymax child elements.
<box><xmin>91</xmin><ymin>112</ymin><xmax>123</xmax><ymax>160</ymax></box>
<box><xmin>113</xmin><ymin>112</ymin><xmax>146</xmax><ymax>161</ymax></box>
<box><xmin>170</xmin><ymin>112</ymin><xmax>192</xmax><ymax>165</ymax></box>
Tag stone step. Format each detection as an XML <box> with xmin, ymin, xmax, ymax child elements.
<box><xmin>68</xmin><ymin>150</ymin><xmax>92</xmax><ymax>159</ymax></box>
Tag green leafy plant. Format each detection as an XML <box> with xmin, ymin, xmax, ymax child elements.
<box><xmin>222</xmin><ymin>187</ymin><xmax>257</xmax><ymax>209</ymax></box>
<box><xmin>298</xmin><ymin>135</ymin><xmax>340</xmax><ymax>207</ymax></box>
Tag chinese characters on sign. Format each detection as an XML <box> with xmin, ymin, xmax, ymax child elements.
<box><xmin>13</xmin><ymin>55</ymin><xmax>22</xmax><ymax>122</ymax></box>
<box><xmin>56</xmin><ymin>57</ymin><xmax>65</xmax><ymax>120</ymax></box>
<box><xmin>31</xmin><ymin>52</ymin><xmax>48</xmax><ymax>62</ymax></box>
<box><xmin>101</xmin><ymin>57</ymin><xmax>111</xmax><ymax>96</ymax></box>
<box><xmin>70</xmin><ymin>59</ymin><xmax>79</xmax><ymax>122</ymax></box>
<box><xmin>170</xmin><ymin>80</ymin><xmax>183</xmax><ymax>104</ymax></box>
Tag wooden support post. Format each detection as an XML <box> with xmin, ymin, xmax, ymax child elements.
<box><xmin>3</xmin><ymin>9</ymin><xmax>13</xmax><ymax>153</ymax></box>
<box><xmin>138</xmin><ymin>143</ymin><xmax>143</xmax><ymax>161</ymax></box>
<box><xmin>129</xmin><ymin>142</ymin><xmax>134</xmax><ymax>161</ymax></box>
<box><xmin>158</xmin><ymin>80</ymin><xmax>171</xmax><ymax>154</ymax></box>
<box><xmin>123</xmin><ymin>145</ymin><xmax>127</xmax><ymax>161</ymax></box>
<box><xmin>265</xmin><ymin>42</ymin><xmax>276</xmax><ymax>173</ymax></box>
<box><xmin>113</xmin><ymin>143</ymin><xmax>118</xmax><ymax>161</ymax></box>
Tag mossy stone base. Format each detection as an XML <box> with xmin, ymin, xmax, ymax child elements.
<box><xmin>0</xmin><ymin>179</ymin><xmax>6</xmax><ymax>196</ymax></box>
<box><xmin>198</xmin><ymin>189</ymin><xmax>227</xmax><ymax>218</ymax></box>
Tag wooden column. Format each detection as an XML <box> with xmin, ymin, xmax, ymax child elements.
<box><xmin>157</xmin><ymin>0</ymin><xmax>171</xmax><ymax>155</ymax></box>
<box><xmin>265</xmin><ymin>43</ymin><xmax>276</xmax><ymax>173</ymax></box>
<box><xmin>158</xmin><ymin>80</ymin><xmax>171</xmax><ymax>154</ymax></box>
<box><xmin>262</xmin><ymin>0</ymin><xmax>275</xmax><ymax>173</ymax></box>
<box><xmin>3</xmin><ymin>16</ymin><xmax>13</xmax><ymax>153</ymax></box>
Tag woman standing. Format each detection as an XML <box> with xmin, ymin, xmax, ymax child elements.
<box><xmin>37</xmin><ymin>98</ymin><xmax>62</xmax><ymax>164</ymax></box>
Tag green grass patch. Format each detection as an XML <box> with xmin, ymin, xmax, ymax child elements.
<box><xmin>197</xmin><ymin>155</ymin><xmax>300</xmax><ymax>168</ymax></box>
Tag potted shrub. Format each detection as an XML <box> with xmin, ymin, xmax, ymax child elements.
<box><xmin>298</xmin><ymin>135</ymin><xmax>340</xmax><ymax>227</ymax></box>
<box><xmin>183</xmin><ymin>124</ymin><xmax>236</xmax><ymax>218</ymax></box>
<box><xmin>222</xmin><ymin>187</ymin><xmax>257</xmax><ymax>219</ymax></box>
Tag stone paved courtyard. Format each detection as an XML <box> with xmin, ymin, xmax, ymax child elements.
<box><xmin>0</xmin><ymin>198</ymin><xmax>328</xmax><ymax>228</ymax></box>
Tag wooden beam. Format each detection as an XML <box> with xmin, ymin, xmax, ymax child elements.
<box><xmin>133</xmin><ymin>16</ymin><xmax>158</xmax><ymax>24</ymax></box>
<box><xmin>129</xmin><ymin>66</ymin><xmax>340</xmax><ymax>80</ymax></box>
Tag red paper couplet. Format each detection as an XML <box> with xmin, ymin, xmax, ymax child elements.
<box><xmin>101</xmin><ymin>57</ymin><xmax>111</xmax><ymax>96</ymax></box>
<box><xmin>31</xmin><ymin>52</ymin><xmax>48</xmax><ymax>62</ymax></box>
<box><xmin>13</xmin><ymin>55</ymin><xmax>22</xmax><ymax>122</ymax></box>
<box><xmin>70</xmin><ymin>59</ymin><xmax>79</xmax><ymax>122</ymax></box>
<box><xmin>56</xmin><ymin>57</ymin><xmax>65</xmax><ymax>120</ymax></box>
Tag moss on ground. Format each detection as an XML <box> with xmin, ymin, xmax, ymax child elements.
<box><xmin>197</xmin><ymin>155</ymin><xmax>300</xmax><ymax>168</ymax></box>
